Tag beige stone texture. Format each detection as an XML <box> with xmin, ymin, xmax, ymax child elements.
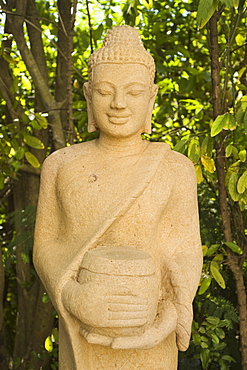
<box><xmin>33</xmin><ymin>25</ymin><xmax>203</xmax><ymax>369</ymax></box>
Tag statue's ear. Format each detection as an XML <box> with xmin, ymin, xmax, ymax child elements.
<box><xmin>143</xmin><ymin>84</ymin><xmax>159</xmax><ymax>134</ymax></box>
<box><xmin>83</xmin><ymin>82</ymin><xmax>98</xmax><ymax>133</ymax></box>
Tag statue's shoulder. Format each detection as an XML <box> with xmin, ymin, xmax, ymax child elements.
<box><xmin>150</xmin><ymin>142</ymin><xmax>195</xmax><ymax>179</ymax></box>
<box><xmin>41</xmin><ymin>141</ymin><xmax>96</xmax><ymax>175</ymax></box>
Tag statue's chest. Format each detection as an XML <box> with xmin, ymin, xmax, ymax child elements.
<box><xmin>56</xmin><ymin>156</ymin><xmax>141</xmax><ymax>220</ymax></box>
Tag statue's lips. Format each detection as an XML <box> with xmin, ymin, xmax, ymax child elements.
<box><xmin>107</xmin><ymin>114</ymin><xmax>130</xmax><ymax>124</ymax></box>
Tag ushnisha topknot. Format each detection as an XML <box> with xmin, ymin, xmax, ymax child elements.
<box><xmin>88</xmin><ymin>25</ymin><xmax>155</xmax><ymax>85</ymax></box>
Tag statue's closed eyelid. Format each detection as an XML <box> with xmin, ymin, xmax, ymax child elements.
<box><xmin>126</xmin><ymin>90</ymin><xmax>145</xmax><ymax>96</ymax></box>
<box><xmin>96</xmin><ymin>89</ymin><xmax>113</xmax><ymax>95</ymax></box>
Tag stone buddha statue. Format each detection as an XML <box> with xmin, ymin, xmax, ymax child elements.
<box><xmin>33</xmin><ymin>25</ymin><xmax>202</xmax><ymax>370</ymax></box>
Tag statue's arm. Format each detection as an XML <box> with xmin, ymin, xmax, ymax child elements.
<box><xmin>33</xmin><ymin>154</ymin><xmax>64</xmax><ymax>310</ymax></box>
<box><xmin>162</xmin><ymin>156</ymin><xmax>203</xmax><ymax>351</ymax></box>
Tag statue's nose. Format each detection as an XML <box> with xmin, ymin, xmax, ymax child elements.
<box><xmin>110</xmin><ymin>91</ymin><xmax>126</xmax><ymax>109</ymax></box>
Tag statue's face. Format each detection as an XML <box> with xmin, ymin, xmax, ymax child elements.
<box><xmin>89</xmin><ymin>63</ymin><xmax>156</xmax><ymax>138</ymax></box>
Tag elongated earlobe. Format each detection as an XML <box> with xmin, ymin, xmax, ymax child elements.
<box><xmin>143</xmin><ymin>84</ymin><xmax>158</xmax><ymax>134</ymax></box>
<box><xmin>83</xmin><ymin>82</ymin><xmax>98</xmax><ymax>133</ymax></box>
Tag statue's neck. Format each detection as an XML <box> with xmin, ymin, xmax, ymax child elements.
<box><xmin>96</xmin><ymin>134</ymin><xmax>149</xmax><ymax>156</ymax></box>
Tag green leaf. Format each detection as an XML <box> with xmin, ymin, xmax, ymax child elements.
<box><xmin>141</xmin><ymin>0</ymin><xmax>153</xmax><ymax>10</ymax></box>
<box><xmin>221</xmin><ymin>0</ymin><xmax>234</xmax><ymax>7</ymax></box>
<box><xmin>224</xmin><ymin>241</ymin><xmax>243</xmax><ymax>254</ymax></box>
<box><xmin>239</xmin><ymin>150</ymin><xmax>246</xmax><ymax>162</ymax></box>
<box><xmin>207</xmin><ymin>244</ymin><xmax>221</xmax><ymax>255</ymax></box>
<box><xmin>192</xmin><ymin>332</ymin><xmax>201</xmax><ymax>345</ymax></box>
<box><xmin>15</xmin><ymin>147</ymin><xmax>25</xmax><ymax>160</ymax></box>
<box><xmin>211</xmin><ymin>114</ymin><xmax>227</xmax><ymax>137</ymax></box>
<box><xmin>188</xmin><ymin>138</ymin><xmax>200</xmax><ymax>163</ymax></box>
<box><xmin>237</xmin><ymin>170</ymin><xmax>247</xmax><ymax>194</ymax></box>
<box><xmin>197</xmin><ymin>0</ymin><xmax>219</xmax><ymax>28</ymax></box>
<box><xmin>233</xmin><ymin>0</ymin><xmax>239</xmax><ymax>6</ymax></box>
<box><xmin>21</xmin><ymin>75</ymin><xmax>32</xmax><ymax>90</ymax></box>
<box><xmin>215</xmin><ymin>327</ymin><xmax>225</xmax><ymax>339</ymax></box>
<box><xmin>195</xmin><ymin>165</ymin><xmax>204</xmax><ymax>184</ymax></box>
<box><xmin>210</xmin><ymin>261</ymin><xmax>226</xmax><ymax>289</ymax></box>
<box><xmin>202</xmin><ymin>244</ymin><xmax>208</xmax><ymax>256</ymax></box>
<box><xmin>201</xmin><ymin>156</ymin><xmax>216</xmax><ymax>173</ymax></box>
<box><xmin>225</xmin><ymin>144</ymin><xmax>233</xmax><ymax>157</ymax></box>
<box><xmin>244</xmin><ymin>110</ymin><xmax>247</xmax><ymax>133</ymax></box>
<box><xmin>25</xmin><ymin>151</ymin><xmax>41</xmax><ymax>168</ymax></box>
<box><xmin>2</xmin><ymin>51</ymin><xmax>18</xmax><ymax>64</ymax></box>
<box><xmin>211</xmin><ymin>333</ymin><xmax>220</xmax><ymax>344</ymax></box>
<box><xmin>31</xmin><ymin>119</ymin><xmax>42</xmax><ymax>130</ymax></box>
<box><xmin>93</xmin><ymin>24</ymin><xmax>103</xmax><ymax>42</ymax></box>
<box><xmin>45</xmin><ymin>336</ymin><xmax>53</xmax><ymax>352</ymax></box>
<box><xmin>206</xmin><ymin>316</ymin><xmax>220</xmax><ymax>325</ymax></box>
<box><xmin>221</xmin><ymin>355</ymin><xmax>236</xmax><ymax>362</ymax></box>
<box><xmin>201</xmin><ymin>136</ymin><xmax>213</xmax><ymax>158</ymax></box>
<box><xmin>236</xmin><ymin>98</ymin><xmax>247</xmax><ymax>125</ymax></box>
<box><xmin>199</xmin><ymin>276</ymin><xmax>212</xmax><ymax>295</ymax></box>
<box><xmin>23</xmin><ymin>134</ymin><xmax>45</xmax><ymax>149</ymax></box>
<box><xmin>200</xmin><ymin>348</ymin><xmax>210</xmax><ymax>369</ymax></box>
<box><xmin>223</xmin><ymin>113</ymin><xmax>237</xmax><ymax>130</ymax></box>
<box><xmin>228</xmin><ymin>172</ymin><xmax>240</xmax><ymax>201</ymax></box>
<box><xmin>173</xmin><ymin>139</ymin><xmax>189</xmax><ymax>153</ymax></box>
<box><xmin>35</xmin><ymin>113</ymin><xmax>48</xmax><ymax>129</ymax></box>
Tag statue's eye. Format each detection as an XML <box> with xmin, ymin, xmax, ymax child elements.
<box><xmin>96</xmin><ymin>89</ymin><xmax>113</xmax><ymax>96</ymax></box>
<box><xmin>127</xmin><ymin>90</ymin><xmax>144</xmax><ymax>96</ymax></box>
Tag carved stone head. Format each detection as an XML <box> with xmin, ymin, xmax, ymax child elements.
<box><xmin>83</xmin><ymin>25</ymin><xmax>158</xmax><ymax>135</ymax></box>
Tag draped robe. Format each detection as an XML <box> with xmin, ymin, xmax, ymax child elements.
<box><xmin>33</xmin><ymin>140</ymin><xmax>202</xmax><ymax>369</ymax></box>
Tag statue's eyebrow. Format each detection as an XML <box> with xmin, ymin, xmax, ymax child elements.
<box><xmin>94</xmin><ymin>81</ymin><xmax>114</xmax><ymax>88</ymax></box>
<box><xmin>124</xmin><ymin>82</ymin><xmax>146</xmax><ymax>89</ymax></box>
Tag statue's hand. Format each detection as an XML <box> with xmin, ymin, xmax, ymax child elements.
<box><xmin>111</xmin><ymin>300</ymin><xmax>177</xmax><ymax>350</ymax></box>
<box><xmin>62</xmin><ymin>280</ymin><xmax>148</xmax><ymax>329</ymax></box>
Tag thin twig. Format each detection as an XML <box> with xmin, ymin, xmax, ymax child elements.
<box><xmin>85</xmin><ymin>0</ymin><xmax>94</xmax><ymax>53</ymax></box>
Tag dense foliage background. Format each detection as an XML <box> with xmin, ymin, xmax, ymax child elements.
<box><xmin>0</xmin><ymin>0</ymin><xmax>247</xmax><ymax>369</ymax></box>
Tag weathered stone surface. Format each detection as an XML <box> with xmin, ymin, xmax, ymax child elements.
<box><xmin>33</xmin><ymin>25</ymin><xmax>202</xmax><ymax>369</ymax></box>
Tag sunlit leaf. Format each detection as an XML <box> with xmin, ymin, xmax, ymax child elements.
<box><xmin>200</xmin><ymin>348</ymin><xmax>210</xmax><ymax>369</ymax></box>
<box><xmin>221</xmin><ymin>0</ymin><xmax>234</xmax><ymax>7</ymax></box>
<box><xmin>225</xmin><ymin>144</ymin><xmax>233</xmax><ymax>157</ymax></box>
<box><xmin>45</xmin><ymin>336</ymin><xmax>53</xmax><ymax>352</ymax></box>
<box><xmin>207</xmin><ymin>244</ymin><xmax>220</xmax><ymax>255</ymax></box>
<box><xmin>24</xmin><ymin>151</ymin><xmax>40</xmax><ymax>168</ymax></box>
<box><xmin>201</xmin><ymin>156</ymin><xmax>216</xmax><ymax>173</ymax></box>
<box><xmin>199</xmin><ymin>276</ymin><xmax>212</xmax><ymax>295</ymax></box>
<box><xmin>202</xmin><ymin>244</ymin><xmax>208</xmax><ymax>256</ymax></box>
<box><xmin>23</xmin><ymin>135</ymin><xmax>45</xmax><ymax>149</ymax></box>
<box><xmin>195</xmin><ymin>165</ymin><xmax>204</xmax><ymax>184</ymax></box>
<box><xmin>188</xmin><ymin>138</ymin><xmax>200</xmax><ymax>163</ymax></box>
<box><xmin>206</xmin><ymin>316</ymin><xmax>221</xmax><ymax>325</ymax></box>
<box><xmin>211</xmin><ymin>114</ymin><xmax>227</xmax><ymax>137</ymax></box>
<box><xmin>224</xmin><ymin>241</ymin><xmax>243</xmax><ymax>254</ymax></box>
<box><xmin>173</xmin><ymin>139</ymin><xmax>189</xmax><ymax>153</ymax></box>
<box><xmin>21</xmin><ymin>75</ymin><xmax>32</xmax><ymax>90</ymax></box>
<box><xmin>15</xmin><ymin>147</ymin><xmax>25</xmax><ymax>160</ymax></box>
<box><xmin>35</xmin><ymin>113</ymin><xmax>48</xmax><ymax>129</ymax></box>
<box><xmin>239</xmin><ymin>150</ymin><xmax>246</xmax><ymax>162</ymax></box>
<box><xmin>210</xmin><ymin>261</ymin><xmax>226</xmax><ymax>289</ymax></box>
<box><xmin>237</xmin><ymin>170</ymin><xmax>247</xmax><ymax>194</ymax></box>
<box><xmin>228</xmin><ymin>172</ymin><xmax>240</xmax><ymax>201</ymax></box>
<box><xmin>223</xmin><ymin>113</ymin><xmax>237</xmax><ymax>130</ymax></box>
<box><xmin>197</xmin><ymin>0</ymin><xmax>219</xmax><ymax>28</ymax></box>
<box><xmin>2</xmin><ymin>52</ymin><xmax>18</xmax><ymax>64</ymax></box>
<box><xmin>236</xmin><ymin>33</ymin><xmax>245</xmax><ymax>46</ymax></box>
<box><xmin>201</xmin><ymin>136</ymin><xmax>213</xmax><ymax>158</ymax></box>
